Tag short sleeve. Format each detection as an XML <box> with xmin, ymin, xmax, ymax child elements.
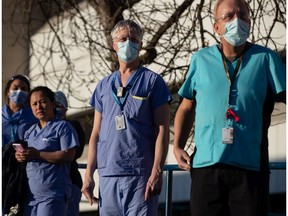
<box><xmin>59</xmin><ymin>121</ymin><xmax>79</xmax><ymax>150</ymax></box>
<box><xmin>178</xmin><ymin>53</ymin><xmax>198</xmax><ymax>99</ymax></box>
<box><xmin>150</xmin><ymin>76</ymin><xmax>172</xmax><ymax>110</ymax></box>
<box><xmin>90</xmin><ymin>82</ymin><xmax>104</xmax><ymax>113</ymax></box>
<box><xmin>267</xmin><ymin>50</ymin><xmax>286</xmax><ymax>94</ymax></box>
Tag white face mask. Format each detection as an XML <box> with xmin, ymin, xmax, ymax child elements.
<box><xmin>222</xmin><ymin>18</ymin><xmax>250</xmax><ymax>46</ymax></box>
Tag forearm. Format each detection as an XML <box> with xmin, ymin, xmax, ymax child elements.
<box><xmin>38</xmin><ymin>148</ymin><xmax>75</xmax><ymax>163</ymax></box>
<box><xmin>85</xmin><ymin>136</ymin><xmax>98</xmax><ymax>179</ymax></box>
<box><xmin>81</xmin><ymin>110</ymin><xmax>101</xmax><ymax>205</ymax></box>
<box><xmin>85</xmin><ymin>111</ymin><xmax>101</xmax><ymax>179</ymax></box>
<box><xmin>153</xmin><ymin>103</ymin><xmax>170</xmax><ymax>172</ymax></box>
<box><xmin>153</xmin><ymin>125</ymin><xmax>169</xmax><ymax>173</ymax></box>
<box><xmin>174</xmin><ymin>99</ymin><xmax>195</xmax><ymax>150</ymax></box>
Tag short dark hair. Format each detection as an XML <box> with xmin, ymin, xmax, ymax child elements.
<box><xmin>5</xmin><ymin>75</ymin><xmax>31</xmax><ymax>95</ymax></box>
<box><xmin>29</xmin><ymin>86</ymin><xmax>55</xmax><ymax>105</ymax></box>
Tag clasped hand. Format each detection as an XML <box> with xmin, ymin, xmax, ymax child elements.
<box><xmin>15</xmin><ymin>147</ymin><xmax>39</xmax><ymax>162</ymax></box>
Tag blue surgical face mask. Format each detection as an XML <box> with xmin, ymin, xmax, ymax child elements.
<box><xmin>117</xmin><ymin>40</ymin><xmax>139</xmax><ymax>63</ymax></box>
<box><xmin>223</xmin><ymin>18</ymin><xmax>250</xmax><ymax>46</ymax></box>
<box><xmin>9</xmin><ymin>90</ymin><xmax>28</xmax><ymax>105</ymax></box>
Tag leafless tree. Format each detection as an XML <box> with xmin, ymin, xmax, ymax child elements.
<box><xmin>3</xmin><ymin>0</ymin><xmax>286</xmax><ymax>149</ymax></box>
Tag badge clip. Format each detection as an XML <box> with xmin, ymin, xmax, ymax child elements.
<box><xmin>226</xmin><ymin>108</ymin><xmax>240</xmax><ymax>122</ymax></box>
<box><xmin>117</xmin><ymin>87</ymin><xmax>124</xmax><ymax>97</ymax></box>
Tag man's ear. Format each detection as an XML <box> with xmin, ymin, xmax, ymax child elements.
<box><xmin>213</xmin><ymin>22</ymin><xmax>220</xmax><ymax>35</ymax></box>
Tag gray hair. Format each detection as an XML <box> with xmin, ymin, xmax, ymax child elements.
<box><xmin>213</xmin><ymin>0</ymin><xmax>250</xmax><ymax>20</ymax></box>
<box><xmin>111</xmin><ymin>20</ymin><xmax>143</xmax><ymax>40</ymax></box>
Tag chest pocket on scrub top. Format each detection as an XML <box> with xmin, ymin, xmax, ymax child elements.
<box><xmin>125</xmin><ymin>93</ymin><xmax>152</xmax><ymax>124</ymax></box>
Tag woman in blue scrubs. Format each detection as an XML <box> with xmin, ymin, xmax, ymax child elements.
<box><xmin>2</xmin><ymin>75</ymin><xmax>37</xmax><ymax>146</ymax></box>
<box><xmin>15</xmin><ymin>86</ymin><xmax>79</xmax><ymax>216</ymax></box>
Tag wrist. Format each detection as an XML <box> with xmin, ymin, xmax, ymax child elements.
<box><xmin>153</xmin><ymin>167</ymin><xmax>163</xmax><ymax>175</ymax></box>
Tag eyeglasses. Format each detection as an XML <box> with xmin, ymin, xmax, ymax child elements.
<box><xmin>215</xmin><ymin>11</ymin><xmax>250</xmax><ymax>22</ymax></box>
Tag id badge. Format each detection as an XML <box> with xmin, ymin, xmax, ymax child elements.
<box><xmin>117</xmin><ymin>87</ymin><xmax>124</xmax><ymax>97</ymax></box>
<box><xmin>115</xmin><ymin>115</ymin><xmax>126</xmax><ymax>130</ymax></box>
<box><xmin>222</xmin><ymin>127</ymin><xmax>233</xmax><ymax>144</ymax></box>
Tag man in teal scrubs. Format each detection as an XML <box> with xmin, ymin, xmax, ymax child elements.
<box><xmin>173</xmin><ymin>0</ymin><xmax>286</xmax><ymax>215</ymax></box>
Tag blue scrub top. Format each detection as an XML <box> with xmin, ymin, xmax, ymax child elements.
<box><xmin>2</xmin><ymin>105</ymin><xmax>38</xmax><ymax>146</ymax></box>
<box><xmin>24</xmin><ymin>119</ymin><xmax>79</xmax><ymax>205</ymax></box>
<box><xmin>179</xmin><ymin>44</ymin><xmax>286</xmax><ymax>171</ymax></box>
<box><xmin>90</xmin><ymin>66</ymin><xmax>172</xmax><ymax>177</ymax></box>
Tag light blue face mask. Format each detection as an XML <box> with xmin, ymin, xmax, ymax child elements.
<box><xmin>9</xmin><ymin>90</ymin><xmax>28</xmax><ymax>105</ymax></box>
<box><xmin>117</xmin><ymin>40</ymin><xmax>139</xmax><ymax>63</ymax></box>
<box><xmin>223</xmin><ymin>18</ymin><xmax>250</xmax><ymax>46</ymax></box>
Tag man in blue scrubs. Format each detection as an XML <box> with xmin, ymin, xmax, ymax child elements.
<box><xmin>82</xmin><ymin>20</ymin><xmax>172</xmax><ymax>216</ymax></box>
<box><xmin>173</xmin><ymin>0</ymin><xmax>286</xmax><ymax>215</ymax></box>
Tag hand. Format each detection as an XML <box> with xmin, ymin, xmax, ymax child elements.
<box><xmin>81</xmin><ymin>178</ymin><xmax>99</xmax><ymax>205</ymax></box>
<box><xmin>15</xmin><ymin>150</ymin><xmax>26</xmax><ymax>162</ymax></box>
<box><xmin>173</xmin><ymin>147</ymin><xmax>191</xmax><ymax>171</ymax></box>
<box><xmin>15</xmin><ymin>147</ymin><xmax>39</xmax><ymax>162</ymax></box>
<box><xmin>144</xmin><ymin>168</ymin><xmax>162</xmax><ymax>201</ymax></box>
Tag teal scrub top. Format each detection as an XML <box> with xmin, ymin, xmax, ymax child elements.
<box><xmin>179</xmin><ymin>44</ymin><xmax>286</xmax><ymax>171</ymax></box>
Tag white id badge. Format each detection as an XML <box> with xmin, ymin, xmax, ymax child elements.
<box><xmin>117</xmin><ymin>87</ymin><xmax>124</xmax><ymax>97</ymax></box>
<box><xmin>115</xmin><ymin>115</ymin><xmax>126</xmax><ymax>130</ymax></box>
<box><xmin>222</xmin><ymin>127</ymin><xmax>233</xmax><ymax>144</ymax></box>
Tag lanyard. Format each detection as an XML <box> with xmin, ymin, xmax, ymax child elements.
<box><xmin>220</xmin><ymin>43</ymin><xmax>252</xmax><ymax>122</ymax></box>
<box><xmin>221</xmin><ymin>54</ymin><xmax>242</xmax><ymax>122</ymax></box>
<box><xmin>8</xmin><ymin>108</ymin><xmax>23</xmax><ymax>142</ymax></box>
<box><xmin>220</xmin><ymin>51</ymin><xmax>242</xmax><ymax>105</ymax></box>
<box><xmin>220</xmin><ymin>42</ymin><xmax>252</xmax><ymax>104</ymax></box>
<box><xmin>111</xmin><ymin>67</ymin><xmax>142</xmax><ymax>110</ymax></box>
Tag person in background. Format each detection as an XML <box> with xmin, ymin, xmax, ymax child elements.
<box><xmin>81</xmin><ymin>20</ymin><xmax>172</xmax><ymax>216</ymax></box>
<box><xmin>55</xmin><ymin>90</ymin><xmax>85</xmax><ymax>216</ymax></box>
<box><xmin>173</xmin><ymin>0</ymin><xmax>286</xmax><ymax>215</ymax></box>
<box><xmin>2</xmin><ymin>75</ymin><xmax>38</xmax><ymax>214</ymax></box>
<box><xmin>2</xmin><ymin>75</ymin><xmax>37</xmax><ymax>146</ymax></box>
<box><xmin>15</xmin><ymin>86</ymin><xmax>79</xmax><ymax>216</ymax></box>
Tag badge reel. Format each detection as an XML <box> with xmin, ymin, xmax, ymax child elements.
<box><xmin>222</xmin><ymin>108</ymin><xmax>240</xmax><ymax>144</ymax></box>
<box><xmin>115</xmin><ymin>114</ymin><xmax>126</xmax><ymax>130</ymax></box>
<box><xmin>117</xmin><ymin>87</ymin><xmax>124</xmax><ymax>98</ymax></box>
